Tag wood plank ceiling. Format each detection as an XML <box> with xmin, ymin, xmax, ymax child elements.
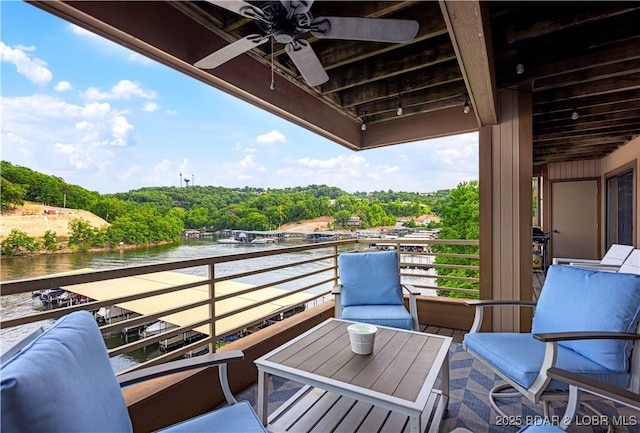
<box><xmin>30</xmin><ymin>1</ymin><xmax>640</xmax><ymax>166</ymax></box>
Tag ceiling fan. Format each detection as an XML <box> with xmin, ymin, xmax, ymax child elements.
<box><xmin>194</xmin><ymin>0</ymin><xmax>419</xmax><ymax>87</ymax></box>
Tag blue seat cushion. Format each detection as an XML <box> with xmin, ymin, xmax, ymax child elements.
<box><xmin>341</xmin><ymin>305</ymin><xmax>414</xmax><ymax>330</ymax></box>
<box><xmin>533</xmin><ymin>265</ymin><xmax>640</xmax><ymax>372</ymax></box>
<box><xmin>1</xmin><ymin>311</ymin><xmax>133</xmax><ymax>433</ymax></box>
<box><xmin>463</xmin><ymin>333</ymin><xmax>631</xmax><ymax>390</ymax></box>
<box><xmin>339</xmin><ymin>251</ymin><xmax>403</xmax><ymax>307</ymax></box>
<box><xmin>158</xmin><ymin>400</ymin><xmax>267</xmax><ymax>433</ymax></box>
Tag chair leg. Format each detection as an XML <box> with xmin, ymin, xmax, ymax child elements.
<box><xmin>489</xmin><ymin>383</ymin><xmax>525</xmax><ymax>418</ymax></box>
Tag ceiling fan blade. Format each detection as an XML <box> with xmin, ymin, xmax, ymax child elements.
<box><xmin>194</xmin><ymin>34</ymin><xmax>269</xmax><ymax>69</ymax></box>
<box><xmin>311</xmin><ymin>17</ymin><xmax>419</xmax><ymax>43</ymax></box>
<box><xmin>285</xmin><ymin>39</ymin><xmax>328</xmax><ymax>87</ymax></box>
<box><xmin>204</xmin><ymin>0</ymin><xmax>266</xmax><ymax>21</ymax></box>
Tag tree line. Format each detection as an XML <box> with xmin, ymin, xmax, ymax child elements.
<box><xmin>1</xmin><ymin>161</ymin><xmax>452</xmax><ymax>248</ymax></box>
<box><xmin>1</xmin><ymin>161</ymin><xmax>480</xmax><ymax>298</ymax></box>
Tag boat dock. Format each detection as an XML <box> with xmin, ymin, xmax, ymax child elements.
<box><xmin>55</xmin><ymin>269</ymin><xmax>316</xmax><ymax>338</ymax></box>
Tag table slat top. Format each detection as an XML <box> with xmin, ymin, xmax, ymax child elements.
<box><xmin>259</xmin><ymin>319</ymin><xmax>450</xmax><ymax>404</ymax></box>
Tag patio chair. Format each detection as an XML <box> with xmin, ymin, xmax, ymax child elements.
<box><xmin>449</xmin><ymin>367</ymin><xmax>640</xmax><ymax>433</ymax></box>
<box><xmin>463</xmin><ymin>265</ymin><xmax>640</xmax><ymax>419</ymax></box>
<box><xmin>517</xmin><ymin>367</ymin><xmax>640</xmax><ymax>432</ymax></box>
<box><xmin>332</xmin><ymin>250</ymin><xmax>420</xmax><ymax>331</ymax></box>
<box><xmin>1</xmin><ymin>311</ymin><xmax>266</xmax><ymax>433</ymax></box>
<box><xmin>618</xmin><ymin>249</ymin><xmax>640</xmax><ymax>275</ymax></box>
<box><xmin>552</xmin><ymin>243</ymin><xmax>633</xmax><ymax>270</ymax></box>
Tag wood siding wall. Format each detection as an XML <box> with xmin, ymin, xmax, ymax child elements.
<box><xmin>479</xmin><ymin>89</ymin><xmax>533</xmax><ymax>333</ymax></box>
<box><xmin>547</xmin><ymin>160</ymin><xmax>601</xmax><ymax>180</ymax></box>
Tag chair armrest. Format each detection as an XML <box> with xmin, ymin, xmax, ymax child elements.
<box><xmin>534</xmin><ymin>331</ymin><xmax>640</xmax><ymax>343</ymax></box>
<box><xmin>401</xmin><ymin>284</ymin><xmax>420</xmax><ymax>296</ymax></box>
<box><xmin>552</xmin><ymin>257</ymin><xmax>600</xmax><ymax>265</ymax></box>
<box><xmin>331</xmin><ymin>284</ymin><xmax>342</xmax><ymax>295</ymax></box>
<box><xmin>117</xmin><ymin>350</ymin><xmax>244</xmax><ymax>388</ymax></box>
<box><xmin>332</xmin><ymin>284</ymin><xmax>342</xmax><ymax>319</ymax></box>
<box><xmin>465</xmin><ymin>300</ymin><xmax>537</xmax><ymax>307</ymax></box>
<box><xmin>526</xmin><ymin>332</ymin><xmax>640</xmax><ymax>398</ymax></box>
<box><xmin>546</xmin><ymin>367</ymin><xmax>640</xmax><ymax>410</ymax></box>
<box><xmin>402</xmin><ymin>284</ymin><xmax>420</xmax><ymax>331</ymax></box>
<box><xmin>465</xmin><ymin>300</ymin><xmax>537</xmax><ymax>333</ymax></box>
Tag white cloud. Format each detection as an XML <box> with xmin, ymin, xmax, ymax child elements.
<box><xmin>128</xmin><ymin>52</ymin><xmax>154</xmax><ymax>65</ymax></box>
<box><xmin>256</xmin><ymin>130</ymin><xmax>286</xmax><ymax>145</ymax></box>
<box><xmin>165</xmin><ymin>109</ymin><xmax>177</xmax><ymax>115</ymax></box>
<box><xmin>54</xmin><ymin>81</ymin><xmax>73</xmax><ymax>92</ymax></box>
<box><xmin>69</xmin><ymin>24</ymin><xmax>98</xmax><ymax>38</ymax></box>
<box><xmin>298</xmin><ymin>154</ymin><xmax>367</xmax><ymax>170</ymax></box>
<box><xmin>0</xmin><ymin>42</ymin><xmax>52</xmax><ymax>86</ymax></box>
<box><xmin>81</xmin><ymin>79</ymin><xmax>157</xmax><ymax>101</ymax></box>
<box><xmin>142</xmin><ymin>102</ymin><xmax>159</xmax><ymax>112</ymax></box>
<box><xmin>1</xmin><ymin>94</ymin><xmax>136</xmax><ymax>176</ymax></box>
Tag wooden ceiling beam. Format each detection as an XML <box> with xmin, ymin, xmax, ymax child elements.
<box><xmin>356</xmin><ymin>81</ymin><xmax>467</xmax><ymax>121</ymax></box>
<box><xmin>439</xmin><ymin>0</ymin><xmax>497</xmax><ymax>126</ymax></box>
<box><xmin>535</xmin><ymin>100</ymin><xmax>640</xmax><ymax>124</ymax></box>
<box><xmin>322</xmin><ymin>36</ymin><xmax>456</xmax><ymax>94</ymax></box>
<box><xmin>339</xmin><ymin>60</ymin><xmax>462</xmax><ymax>108</ymax></box>
<box><xmin>535</xmin><ymin>73</ymin><xmax>640</xmax><ymax>102</ymax></box>
<box><xmin>361</xmin><ymin>106</ymin><xmax>478</xmax><ymax>149</ymax></box>
<box><xmin>493</xmin><ymin>3</ymin><xmax>640</xmax><ymax>45</ymax></box>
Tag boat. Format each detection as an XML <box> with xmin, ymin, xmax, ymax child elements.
<box><xmin>39</xmin><ymin>288</ymin><xmax>72</xmax><ymax>307</ymax></box>
<box><xmin>217</xmin><ymin>232</ymin><xmax>249</xmax><ymax>244</ymax></box>
<box><xmin>139</xmin><ymin>320</ymin><xmax>205</xmax><ymax>352</ymax></box>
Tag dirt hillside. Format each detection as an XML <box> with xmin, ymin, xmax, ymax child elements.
<box><xmin>0</xmin><ymin>202</ymin><xmax>108</xmax><ymax>240</ymax></box>
<box><xmin>278</xmin><ymin>216</ymin><xmax>336</xmax><ymax>232</ymax></box>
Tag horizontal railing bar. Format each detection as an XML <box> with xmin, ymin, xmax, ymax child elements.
<box><xmin>211</xmin><ymin>240</ymin><xmax>356</xmax><ymax>264</ymax></box>
<box><xmin>214</xmin><ymin>253</ymin><xmax>336</xmax><ymax>282</ymax></box>
<box><xmin>214</xmin><ymin>277</ymin><xmax>334</xmax><ymax>322</ymax></box>
<box><xmin>1</xmin><ymin>278</ymin><xmax>212</xmax><ymax>328</ymax></box>
<box><xmin>108</xmin><ymin>317</ymin><xmax>212</xmax><ymax>357</ymax></box>
<box><xmin>412</xmin><ymin>284</ymin><xmax>479</xmax><ymax>295</ymax></box>
<box><xmin>99</xmin><ymin>298</ymin><xmax>213</xmax><ymax>335</ymax></box>
<box><xmin>215</xmin><ymin>265</ymin><xmax>336</xmax><ymax>302</ymax></box>
<box><xmin>0</xmin><ymin>241</ymin><xmax>357</xmax><ymax>295</ymax></box>
<box><xmin>118</xmin><ymin>335</ymin><xmax>217</xmax><ymax>375</ymax></box>
<box><xmin>363</xmin><ymin>239</ymin><xmax>479</xmax><ymax>245</ymax></box>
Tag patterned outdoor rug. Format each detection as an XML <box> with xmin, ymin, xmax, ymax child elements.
<box><xmin>237</xmin><ymin>342</ymin><xmax>639</xmax><ymax>433</ymax></box>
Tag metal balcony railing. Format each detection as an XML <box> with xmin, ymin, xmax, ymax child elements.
<box><xmin>1</xmin><ymin>238</ymin><xmax>479</xmax><ymax>374</ymax></box>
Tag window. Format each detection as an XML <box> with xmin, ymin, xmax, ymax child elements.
<box><xmin>606</xmin><ymin>168</ymin><xmax>634</xmax><ymax>248</ymax></box>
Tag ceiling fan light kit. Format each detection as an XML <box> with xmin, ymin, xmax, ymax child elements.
<box><xmin>195</xmin><ymin>0</ymin><xmax>420</xmax><ymax>87</ymax></box>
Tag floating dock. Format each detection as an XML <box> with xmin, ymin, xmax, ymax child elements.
<box><xmin>57</xmin><ymin>269</ymin><xmax>316</xmax><ymax>337</ymax></box>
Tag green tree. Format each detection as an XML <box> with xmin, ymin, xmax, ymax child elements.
<box><xmin>432</xmin><ymin>181</ymin><xmax>480</xmax><ymax>299</ymax></box>
<box><xmin>1</xmin><ymin>229</ymin><xmax>40</xmax><ymax>255</ymax></box>
<box><xmin>0</xmin><ymin>178</ymin><xmax>27</xmax><ymax>211</ymax></box>
<box><xmin>68</xmin><ymin>218</ymin><xmax>96</xmax><ymax>251</ymax></box>
<box><xmin>43</xmin><ymin>230</ymin><xmax>58</xmax><ymax>252</ymax></box>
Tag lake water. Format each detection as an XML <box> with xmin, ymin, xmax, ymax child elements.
<box><xmin>0</xmin><ymin>239</ymin><xmax>352</xmax><ymax>371</ymax></box>
<box><xmin>1</xmin><ymin>239</ymin><xmax>435</xmax><ymax>371</ymax></box>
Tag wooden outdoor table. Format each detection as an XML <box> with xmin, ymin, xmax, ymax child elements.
<box><xmin>255</xmin><ymin>319</ymin><xmax>451</xmax><ymax>433</ymax></box>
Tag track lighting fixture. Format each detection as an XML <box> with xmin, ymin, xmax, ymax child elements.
<box><xmin>571</xmin><ymin>109</ymin><xmax>579</xmax><ymax>120</ymax></box>
<box><xmin>361</xmin><ymin>114</ymin><xmax>367</xmax><ymax>131</ymax></box>
<box><xmin>463</xmin><ymin>98</ymin><xmax>470</xmax><ymax>114</ymax></box>
<box><xmin>396</xmin><ymin>95</ymin><xmax>403</xmax><ymax>116</ymax></box>
<box><xmin>516</xmin><ymin>63</ymin><xmax>525</xmax><ymax>75</ymax></box>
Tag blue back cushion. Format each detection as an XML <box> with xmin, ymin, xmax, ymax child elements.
<box><xmin>1</xmin><ymin>311</ymin><xmax>133</xmax><ymax>433</ymax></box>
<box><xmin>339</xmin><ymin>251</ymin><xmax>403</xmax><ymax>307</ymax></box>
<box><xmin>533</xmin><ymin>265</ymin><xmax>640</xmax><ymax>372</ymax></box>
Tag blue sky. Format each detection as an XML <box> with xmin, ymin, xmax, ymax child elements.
<box><xmin>1</xmin><ymin>1</ymin><xmax>478</xmax><ymax>195</ymax></box>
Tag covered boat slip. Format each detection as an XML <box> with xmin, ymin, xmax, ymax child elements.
<box><xmin>60</xmin><ymin>269</ymin><xmax>316</xmax><ymax>337</ymax></box>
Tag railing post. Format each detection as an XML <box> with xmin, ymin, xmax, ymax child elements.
<box><xmin>208</xmin><ymin>262</ymin><xmax>216</xmax><ymax>353</ymax></box>
<box><xmin>333</xmin><ymin>245</ymin><xmax>339</xmax><ymax>285</ymax></box>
